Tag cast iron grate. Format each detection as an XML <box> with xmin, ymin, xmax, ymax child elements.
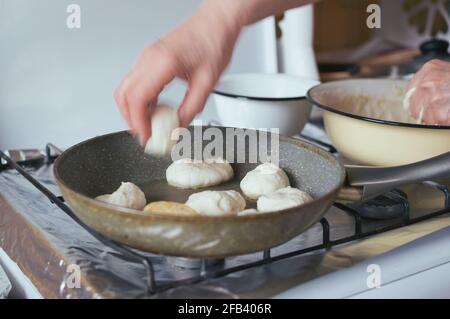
<box><xmin>1</xmin><ymin>140</ymin><xmax>449</xmax><ymax>297</ymax></box>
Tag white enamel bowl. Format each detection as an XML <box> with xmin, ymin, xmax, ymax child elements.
<box><xmin>212</xmin><ymin>73</ymin><xmax>319</xmax><ymax>136</ymax></box>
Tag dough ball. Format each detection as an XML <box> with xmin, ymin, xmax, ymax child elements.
<box><xmin>237</xmin><ymin>208</ymin><xmax>260</xmax><ymax>216</ymax></box>
<box><xmin>166</xmin><ymin>158</ymin><xmax>233</xmax><ymax>189</ymax></box>
<box><xmin>257</xmin><ymin>187</ymin><xmax>313</xmax><ymax>213</ymax></box>
<box><xmin>240</xmin><ymin>163</ymin><xmax>290</xmax><ymax>199</ymax></box>
<box><xmin>186</xmin><ymin>190</ymin><xmax>246</xmax><ymax>216</ymax></box>
<box><xmin>96</xmin><ymin>182</ymin><xmax>146</xmax><ymax>210</ymax></box>
<box><xmin>143</xmin><ymin>201</ymin><xmax>199</xmax><ymax>216</ymax></box>
<box><xmin>145</xmin><ymin>104</ymin><xmax>180</xmax><ymax>157</ymax></box>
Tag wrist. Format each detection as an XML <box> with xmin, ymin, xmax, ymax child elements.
<box><xmin>201</xmin><ymin>0</ymin><xmax>249</xmax><ymax>29</ymax></box>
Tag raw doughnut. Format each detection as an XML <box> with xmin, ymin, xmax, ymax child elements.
<box><xmin>240</xmin><ymin>163</ymin><xmax>290</xmax><ymax>199</ymax></box>
<box><xmin>186</xmin><ymin>190</ymin><xmax>245</xmax><ymax>216</ymax></box>
<box><xmin>144</xmin><ymin>201</ymin><xmax>199</xmax><ymax>216</ymax></box>
<box><xmin>237</xmin><ymin>208</ymin><xmax>259</xmax><ymax>216</ymax></box>
<box><xmin>96</xmin><ymin>182</ymin><xmax>146</xmax><ymax>210</ymax></box>
<box><xmin>257</xmin><ymin>187</ymin><xmax>313</xmax><ymax>213</ymax></box>
<box><xmin>166</xmin><ymin>158</ymin><xmax>233</xmax><ymax>189</ymax></box>
<box><xmin>145</xmin><ymin>104</ymin><xmax>180</xmax><ymax>156</ymax></box>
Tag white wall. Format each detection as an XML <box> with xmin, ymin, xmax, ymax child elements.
<box><xmin>0</xmin><ymin>0</ymin><xmax>276</xmax><ymax>149</ymax></box>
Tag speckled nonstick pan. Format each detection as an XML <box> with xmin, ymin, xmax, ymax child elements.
<box><xmin>54</xmin><ymin>127</ymin><xmax>450</xmax><ymax>257</ymax></box>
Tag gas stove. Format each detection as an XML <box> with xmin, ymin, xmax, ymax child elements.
<box><xmin>1</xmin><ymin>124</ymin><xmax>450</xmax><ymax>299</ymax></box>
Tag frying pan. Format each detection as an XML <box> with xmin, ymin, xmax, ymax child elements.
<box><xmin>54</xmin><ymin>127</ymin><xmax>450</xmax><ymax>258</ymax></box>
<box><xmin>307</xmin><ymin>79</ymin><xmax>450</xmax><ymax>166</ymax></box>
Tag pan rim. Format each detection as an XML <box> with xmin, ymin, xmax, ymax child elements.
<box><xmin>53</xmin><ymin>128</ymin><xmax>346</xmax><ymax>221</ymax></box>
<box><xmin>212</xmin><ymin>72</ymin><xmax>319</xmax><ymax>101</ymax></box>
<box><xmin>307</xmin><ymin>78</ymin><xmax>450</xmax><ymax>130</ymax></box>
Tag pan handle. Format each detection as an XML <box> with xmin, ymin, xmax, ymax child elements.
<box><xmin>339</xmin><ymin>152</ymin><xmax>450</xmax><ymax>202</ymax></box>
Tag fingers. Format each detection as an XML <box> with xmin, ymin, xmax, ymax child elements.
<box><xmin>178</xmin><ymin>71</ymin><xmax>215</xmax><ymax>127</ymax></box>
<box><xmin>115</xmin><ymin>44</ymin><xmax>176</xmax><ymax>144</ymax></box>
<box><xmin>127</xmin><ymin>87</ymin><xmax>154</xmax><ymax>145</ymax></box>
<box><xmin>408</xmin><ymin>85</ymin><xmax>448</xmax><ymax>124</ymax></box>
<box><xmin>114</xmin><ymin>72</ymin><xmax>133</xmax><ymax>130</ymax></box>
<box><xmin>405</xmin><ymin>59</ymin><xmax>450</xmax><ymax>125</ymax></box>
<box><xmin>408</xmin><ymin>86</ymin><xmax>430</xmax><ymax>120</ymax></box>
<box><xmin>428</xmin><ymin>96</ymin><xmax>450</xmax><ymax>124</ymax></box>
<box><xmin>421</xmin><ymin>104</ymin><xmax>435</xmax><ymax>124</ymax></box>
<box><xmin>406</xmin><ymin>59</ymin><xmax>443</xmax><ymax>92</ymax></box>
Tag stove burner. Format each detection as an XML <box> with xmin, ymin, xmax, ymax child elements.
<box><xmin>165</xmin><ymin>257</ymin><xmax>224</xmax><ymax>270</ymax></box>
<box><xmin>2</xmin><ymin>141</ymin><xmax>450</xmax><ymax>298</ymax></box>
<box><xmin>350</xmin><ymin>189</ymin><xmax>409</xmax><ymax>220</ymax></box>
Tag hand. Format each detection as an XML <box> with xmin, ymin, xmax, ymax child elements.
<box><xmin>405</xmin><ymin>59</ymin><xmax>450</xmax><ymax>125</ymax></box>
<box><xmin>114</xmin><ymin>1</ymin><xmax>244</xmax><ymax>144</ymax></box>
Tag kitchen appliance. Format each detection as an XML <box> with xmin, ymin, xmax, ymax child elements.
<box><xmin>396</xmin><ymin>39</ymin><xmax>450</xmax><ymax>76</ymax></box>
<box><xmin>52</xmin><ymin>126</ymin><xmax>450</xmax><ymax>258</ymax></box>
<box><xmin>308</xmin><ymin>78</ymin><xmax>450</xmax><ymax>166</ymax></box>
<box><xmin>53</xmin><ymin>128</ymin><xmax>341</xmax><ymax>257</ymax></box>
<box><xmin>277</xmin><ymin>5</ymin><xmax>319</xmax><ymax>80</ymax></box>
<box><xmin>1</xmin><ymin>1</ymin><xmax>449</xmax><ymax>299</ymax></box>
<box><xmin>319</xmin><ymin>39</ymin><xmax>450</xmax><ymax>81</ymax></box>
<box><xmin>357</xmin><ymin>39</ymin><xmax>450</xmax><ymax>80</ymax></box>
<box><xmin>1</xmin><ymin>125</ymin><xmax>450</xmax><ymax>298</ymax></box>
<box><xmin>212</xmin><ymin>73</ymin><xmax>319</xmax><ymax>136</ymax></box>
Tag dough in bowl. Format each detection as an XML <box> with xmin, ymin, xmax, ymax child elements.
<box><xmin>145</xmin><ymin>104</ymin><xmax>180</xmax><ymax>156</ymax></box>
<box><xmin>166</xmin><ymin>158</ymin><xmax>233</xmax><ymax>189</ymax></box>
<box><xmin>96</xmin><ymin>182</ymin><xmax>146</xmax><ymax>210</ymax></box>
<box><xmin>186</xmin><ymin>190</ymin><xmax>246</xmax><ymax>216</ymax></box>
<box><xmin>257</xmin><ymin>186</ymin><xmax>313</xmax><ymax>213</ymax></box>
<box><xmin>240</xmin><ymin>162</ymin><xmax>290</xmax><ymax>199</ymax></box>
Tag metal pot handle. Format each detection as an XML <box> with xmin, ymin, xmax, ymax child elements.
<box><xmin>338</xmin><ymin>152</ymin><xmax>450</xmax><ymax>202</ymax></box>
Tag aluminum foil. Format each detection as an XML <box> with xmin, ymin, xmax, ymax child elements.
<box><xmin>0</xmin><ymin>262</ymin><xmax>11</xmax><ymax>298</ymax></box>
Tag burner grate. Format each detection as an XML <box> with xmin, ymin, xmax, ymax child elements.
<box><xmin>1</xmin><ymin>143</ymin><xmax>449</xmax><ymax>297</ymax></box>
